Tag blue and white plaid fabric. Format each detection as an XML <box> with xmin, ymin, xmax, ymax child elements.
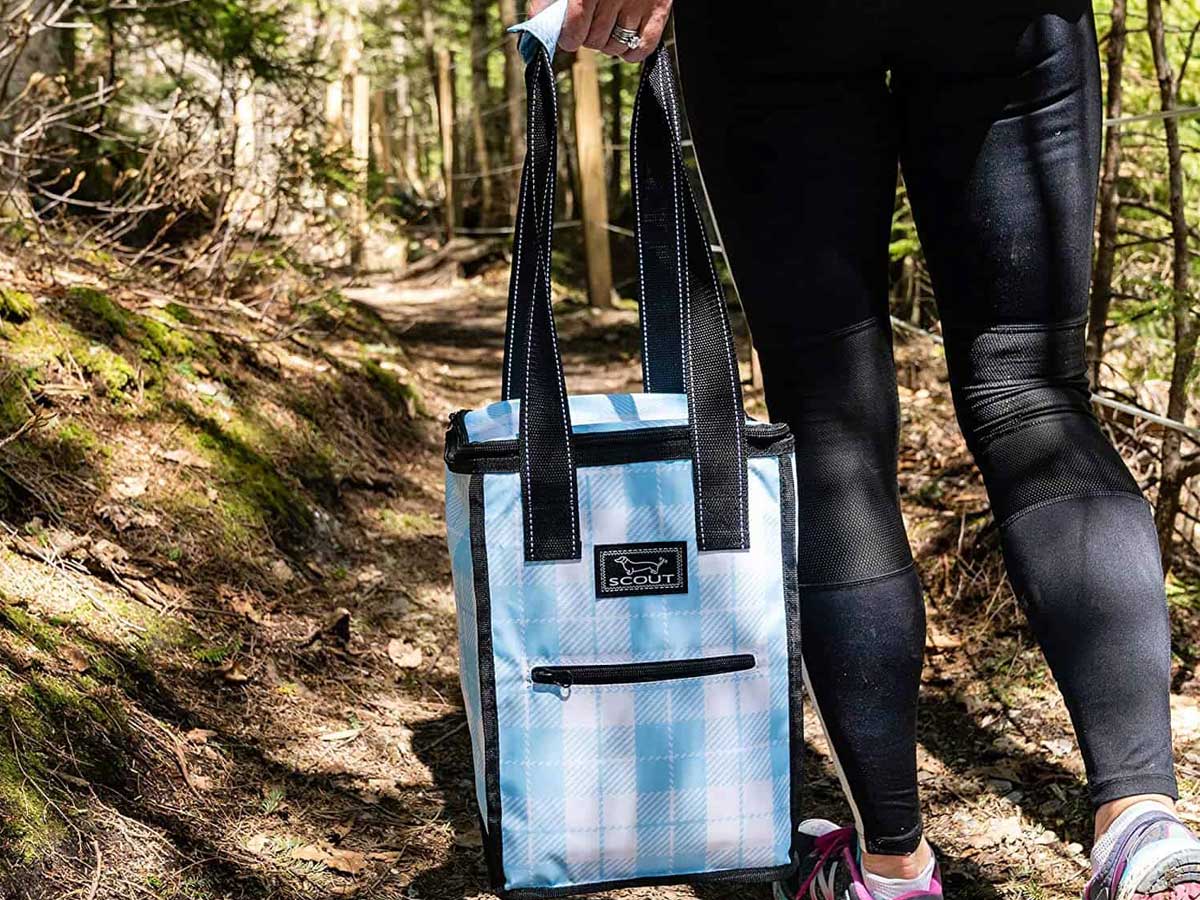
<box><xmin>447</xmin><ymin>393</ymin><xmax>798</xmax><ymax>893</ymax></box>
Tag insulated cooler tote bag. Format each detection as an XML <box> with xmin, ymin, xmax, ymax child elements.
<box><xmin>444</xmin><ymin>5</ymin><xmax>803</xmax><ymax>895</ymax></box>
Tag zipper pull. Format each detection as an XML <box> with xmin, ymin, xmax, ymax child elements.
<box><xmin>531</xmin><ymin>667</ymin><xmax>573</xmax><ymax>690</ymax></box>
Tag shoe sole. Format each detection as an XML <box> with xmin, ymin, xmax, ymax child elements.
<box><xmin>1118</xmin><ymin>841</ymin><xmax>1200</xmax><ymax>900</ymax></box>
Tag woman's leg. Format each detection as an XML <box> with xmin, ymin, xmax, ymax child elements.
<box><xmin>674</xmin><ymin>3</ymin><xmax>932</xmax><ymax>866</ymax></box>
<box><xmin>895</xmin><ymin>0</ymin><xmax>1178</xmax><ymax>821</ymax></box>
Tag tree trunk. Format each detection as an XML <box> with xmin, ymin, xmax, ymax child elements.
<box><xmin>342</xmin><ymin>0</ymin><xmax>368</xmax><ymax>268</ymax></box>
<box><xmin>394</xmin><ymin>69</ymin><xmax>425</xmax><ymax>195</ymax></box>
<box><xmin>371</xmin><ymin>88</ymin><xmax>394</xmax><ymax>185</ymax></box>
<box><xmin>573</xmin><ymin>50</ymin><xmax>613</xmax><ymax>308</ymax></box>
<box><xmin>1087</xmin><ymin>0</ymin><xmax>1127</xmax><ymax>388</ymax></box>
<box><xmin>436</xmin><ymin>47</ymin><xmax>456</xmax><ymax>240</ymax></box>
<box><xmin>498</xmin><ymin>0</ymin><xmax>525</xmax><ymax>183</ymax></box>
<box><xmin>557</xmin><ymin>52</ymin><xmax>579</xmax><ymax>222</ymax></box>
<box><xmin>608</xmin><ymin>61</ymin><xmax>624</xmax><ymax>214</ymax></box>
<box><xmin>1146</xmin><ymin>0</ymin><xmax>1198</xmax><ymax>572</ymax></box>
<box><xmin>350</xmin><ymin>73</ymin><xmax>371</xmax><ymax>268</ymax></box>
<box><xmin>469</xmin><ymin>0</ymin><xmax>494</xmax><ymax>224</ymax></box>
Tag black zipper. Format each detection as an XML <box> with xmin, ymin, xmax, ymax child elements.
<box><xmin>445</xmin><ymin>411</ymin><xmax>791</xmax><ymax>472</ymax></box>
<box><xmin>530</xmin><ymin>653</ymin><xmax>755</xmax><ymax>690</ymax></box>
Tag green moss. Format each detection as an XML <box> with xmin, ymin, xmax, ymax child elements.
<box><xmin>67</xmin><ymin>286</ymin><xmax>129</xmax><ymax>338</ymax></box>
<box><xmin>82</xmin><ymin>344</ymin><xmax>137</xmax><ymax>397</ymax></box>
<box><xmin>22</xmin><ymin>673</ymin><xmax>82</xmax><ymax>713</ymax></box>
<box><xmin>0</xmin><ymin>605</ymin><xmax>60</xmax><ymax>654</ymax></box>
<box><xmin>55</xmin><ymin>421</ymin><xmax>101</xmax><ymax>458</ymax></box>
<box><xmin>362</xmin><ymin>358</ymin><xmax>424</xmax><ymax>417</ymax></box>
<box><xmin>378</xmin><ymin>508</ymin><xmax>438</xmax><ymax>536</ymax></box>
<box><xmin>140</xmin><ymin>317</ymin><xmax>194</xmax><ymax>361</ymax></box>
<box><xmin>164</xmin><ymin>302</ymin><xmax>197</xmax><ymax>325</ymax></box>
<box><xmin>0</xmin><ymin>749</ymin><xmax>62</xmax><ymax>862</ymax></box>
<box><xmin>174</xmin><ymin>405</ymin><xmax>313</xmax><ymax>547</ymax></box>
<box><xmin>0</xmin><ymin>288</ymin><xmax>34</xmax><ymax>323</ymax></box>
<box><xmin>0</xmin><ymin>370</ymin><xmax>31</xmax><ymax>433</ymax></box>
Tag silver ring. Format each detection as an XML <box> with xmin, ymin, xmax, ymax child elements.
<box><xmin>610</xmin><ymin>24</ymin><xmax>642</xmax><ymax>50</ymax></box>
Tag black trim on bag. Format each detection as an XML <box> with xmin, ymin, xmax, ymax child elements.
<box><xmin>498</xmin><ymin>861</ymin><xmax>796</xmax><ymax>900</ymax></box>
<box><xmin>468</xmin><ymin>474</ymin><xmax>507</xmax><ymax>890</ymax></box>
<box><xmin>445</xmin><ymin>415</ymin><xmax>793</xmax><ymax>475</ymax></box>
<box><xmin>531</xmin><ymin>653</ymin><xmax>754</xmax><ymax>689</ymax></box>
<box><xmin>778</xmin><ymin>454</ymin><xmax>805</xmax><ymax>860</ymax></box>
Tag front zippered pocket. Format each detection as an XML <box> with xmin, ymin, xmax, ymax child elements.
<box><xmin>530</xmin><ymin>653</ymin><xmax>755</xmax><ymax>690</ymax></box>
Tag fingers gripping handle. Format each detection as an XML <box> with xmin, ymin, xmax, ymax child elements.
<box><xmin>502</xmin><ymin>8</ymin><xmax>751</xmax><ymax>562</ymax></box>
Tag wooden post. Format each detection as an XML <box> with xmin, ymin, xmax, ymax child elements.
<box><xmin>350</xmin><ymin>72</ymin><xmax>371</xmax><ymax>268</ymax></box>
<box><xmin>437</xmin><ymin>47</ymin><xmax>456</xmax><ymax>241</ymax></box>
<box><xmin>572</xmin><ymin>50</ymin><xmax>613</xmax><ymax>308</ymax></box>
<box><xmin>371</xmin><ymin>87</ymin><xmax>394</xmax><ymax>183</ymax></box>
<box><xmin>469</xmin><ymin>0</ymin><xmax>494</xmax><ymax>224</ymax></box>
<box><xmin>498</xmin><ymin>0</ymin><xmax>525</xmax><ymax>212</ymax></box>
<box><xmin>231</xmin><ymin>72</ymin><xmax>258</xmax><ymax>228</ymax></box>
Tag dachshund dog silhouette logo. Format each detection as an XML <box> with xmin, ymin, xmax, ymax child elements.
<box><xmin>594</xmin><ymin>542</ymin><xmax>688</xmax><ymax>598</ymax></box>
<box><xmin>612</xmin><ymin>555</ymin><xmax>669</xmax><ymax>575</ymax></box>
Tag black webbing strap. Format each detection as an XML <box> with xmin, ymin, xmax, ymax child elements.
<box><xmin>500</xmin><ymin>43</ymin><xmax>749</xmax><ymax>562</ymax></box>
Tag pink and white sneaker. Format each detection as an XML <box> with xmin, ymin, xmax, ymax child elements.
<box><xmin>1085</xmin><ymin>807</ymin><xmax>1200</xmax><ymax>900</ymax></box>
<box><xmin>773</xmin><ymin>820</ymin><xmax>943</xmax><ymax>900</ymax></box>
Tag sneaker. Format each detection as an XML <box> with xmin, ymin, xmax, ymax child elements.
<box><xmin>1085</xmin><ymin>809</ymin><xmax>1200</xmax><ymax>900</ymax></box>
<box><xmin>773</xmin><ymin>820</ymin><xmax>943</xmax><ymax>900</ymax></box>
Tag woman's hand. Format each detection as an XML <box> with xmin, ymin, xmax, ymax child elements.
<box><xmin>529</xmin><ymin>0</ymin><xmax>673</xmax><ymax>63</ymax></box>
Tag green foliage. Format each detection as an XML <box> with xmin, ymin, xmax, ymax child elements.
<box><xmin>113</xmin><ymin>0</ymin><xmax>295</xmax><ymax>81</ymax></box>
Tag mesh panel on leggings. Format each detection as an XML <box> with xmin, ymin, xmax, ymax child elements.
<box><xmin>944</xmin><ymin>319</ymin><xmax>1093</xmax><ymax>452</ymax></box>
<box><xmin>759</xmin><ymin>317</ymin><xmax>913</xmax><ymax>585</ymax></box>
<box><xmin>977</xmin><ymin>417</ymin><xmax>1140</xmax><ymax>525</ymax></box>
<box><xmin>943</xmin><ymin>319</ymin><xmax>1141</xmax><ymax>525</ymax></box>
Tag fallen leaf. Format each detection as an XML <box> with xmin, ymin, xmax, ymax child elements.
<box><xmin>158</xmin><ymin>447</ymin><xmax>212</xmax><ymax>469</ymax></box>
<box><xmin>386</xmin><ymin>638</ymin><xmax>422</xmax><ymax>669</ymax></box>
<box><xmin>290</xmin><ymin>843</ymin><xmax>367</xmax><ymax>875</ymax></box>
<box><xmin>246</xmin><ymin>833</ymin><xmax>275</xmax><ymax>854</ymax></box>
<box><xmin>319</xmin><ymin>727</ymin><xmax>362</xmax><ymax>743</ymax></box>
<box><xmin>330</xmin><ymin>817</ymin><xmax>356</xmax><ymax>842</ymax></box>
<box><xmin>454</xmin><ymin>829</ymin><xmax>483</xmax><ymax>848</ymax></box>
<box><xmin>270</xmin><ymin>559</ymin><xmax>294</xmax><ymax>584</ymax></box>
<box><xmin>62</xmin><ymin>645</ymin><xmax>90</xmax><ymax>673</ymax></box>
<box><xmin>113</xmin><ymin>473</ymin><xmax>149</xmax><ymax>499</ymax></box>
<box><xmin>95</xmin><ymin>502</ymin><xmax>161</xmax><ymax>532</ymax></box>
<box><xmin>221</xmin><ymin>659</ymin><xmax>251</xmax><ymax>683</ymax></box>
<box><xmin>925</xmin><ymin>624</ymin><xmax>962</xmax><ymax>652</ymax></box>
<box><xmin>89</xmin><ymin>538</ymin><xmax>131</xmax><ymax>567</ymax></box>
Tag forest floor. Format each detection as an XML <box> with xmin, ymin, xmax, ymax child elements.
<box><xmin>0</xmin><ymin>249</ymin><xmax>1198</xmax><ymax>900</ymax></box>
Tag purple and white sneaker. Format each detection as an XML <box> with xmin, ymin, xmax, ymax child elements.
<box><xmin>1085</xmin><ymin>805</ymin><xmax>1200</xmax><ymax>900</ymax></box>
<box><xmin>773</xmin><ymin>820</ymin><xmax>943</xmax><ymax>900</ymax></box>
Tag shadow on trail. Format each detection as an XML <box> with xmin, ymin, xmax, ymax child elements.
<box><xmin>409</xmin><ymin>711</ymin><xmax>491</xmax><ymax>899</ymax></box>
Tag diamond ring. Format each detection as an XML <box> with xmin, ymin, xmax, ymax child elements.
<box><xmin>610</xmin><ymin>24</ymin><xmax>642</xmax><ymax>50</ymax></box>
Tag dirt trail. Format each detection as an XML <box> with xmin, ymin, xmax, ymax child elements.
<box><xmin>1</xmin><ymin>264</ymin><xmax>1196</xmax><ymax>900</ymax></box>
<box><xmin>348</xmin><ymin>272</ymin><xmax>1200</xmax><ymax>900</ymax></box>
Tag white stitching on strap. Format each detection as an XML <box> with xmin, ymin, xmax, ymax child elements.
<box><xmin>631</xmin><ymin>76</ymin><xmax>653</xmax><ymax>392</ymax></box>
<box><xmin>541</xmin><ymin>52</ymin><xmax>579</xmax><ymax>556</ymax></box>
<box><xmin>506</xmin><ymin>149</ymin><xmax>531</xmax><ymax>400</ymax></box>
<box><xmin>662</xmin><ymin>57</ymin><xmax>748</xmax><ymax>547</ymax></box>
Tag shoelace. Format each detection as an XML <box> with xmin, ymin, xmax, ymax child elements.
<box><xmin>797</xmin><ymin>827</ymin><xmax>856</xmax><ymax>900</ymax></box>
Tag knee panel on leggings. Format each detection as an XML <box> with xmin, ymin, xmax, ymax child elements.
<box><xmin>758</xmin><ymin>317</ymin><xmax>913</xmax><ymax>585</ymax></box>
<box><xmin>943</xmin><ymin>317</ymin><xmax>1141</xmax><ymax>525</ymax></box>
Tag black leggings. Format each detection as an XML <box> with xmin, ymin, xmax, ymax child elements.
<box><xmin>675</xmin><ymin>0</ymin><xmax>1178</xmax><ymax>855</ymax></box>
